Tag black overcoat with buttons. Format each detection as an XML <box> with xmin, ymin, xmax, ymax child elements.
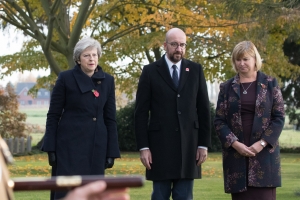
<box><xmin>42</xmin><ymin>64</ymin><xmax>120</xmax><ymax>177</ymax></box>
<box><xmin>135</xmin><ymin>55</ymin><xmax>211</xmax><ymax>181</ymax></box>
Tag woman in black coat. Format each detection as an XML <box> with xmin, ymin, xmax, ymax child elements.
<box><xmin>41</xmin><ymin>37</ymin><xmax>120</xmax><ymax>199</ymax></box>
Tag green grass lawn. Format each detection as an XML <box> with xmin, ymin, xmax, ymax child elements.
<box><xmin>20</xmin><ymin>107</ymin><xmax>48</xmax><ymax>126</ymax></box>
<box><xmin>10</xmin><ymin>152</ymin><xmax>300</xmax><ymax>200</ymax></box>
<box><xmin>14</xmin><ymin>107</ymin><xmax>300</xmax><ymax>199</ymax></box>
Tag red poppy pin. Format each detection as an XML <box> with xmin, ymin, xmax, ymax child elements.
<box><xmin>92</xmin><ymin>89</ymin><xmax>99</xmax><ymax>97</ymax></box>
<box><xmin>260</xmin><ymin>83</ymin><xmax>266</xmax><ymax>89</ymax></box>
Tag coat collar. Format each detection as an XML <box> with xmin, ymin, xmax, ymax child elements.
<box><xmin>156</xmin><ymin>54</ymin><xmax>190</xmax><ymax>92</ymax></box>
<box><xmin>256</xmin><ymin>71</ymin><xmax>269</xmax><ymax>90</ymax></box>
<box><xmin>231</xmin><ymin>71</ymin><xmax>268</xmax><ymax>98</ymax></box>
<box><xmin>231</xmin><ymin>73</ymin><xmax>241</xmax><ymax>98</ymax></box>
<box><xmin>72</xmin><ymin>64</ymin><xmax>106</xmax><ymax>93</ymax></box>
<box><xmin>230</xmin><ymin>71</ymin><xmax>270</xmax><ymax>142</ymax></box>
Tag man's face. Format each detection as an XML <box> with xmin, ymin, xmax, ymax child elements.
<box><xmin>164</xmin><ymin>31</ymin><xmax>186</xmax><ymax>63</ymax></box>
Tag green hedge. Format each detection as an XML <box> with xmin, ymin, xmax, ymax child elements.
<box><xmin>116</xmin><ymin>101</ymin><xmax>137</xmax><ymax>151</ymax></box>
<box><xmin>280</xmin><ymin>147</ymin><xmax>300</xmax><ymax>153</ymax></box>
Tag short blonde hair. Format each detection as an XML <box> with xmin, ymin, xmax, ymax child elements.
<box><xmin>231</xmin><ymin>41</ymin><xmax>262</xmax><ymax>72</ymax></box>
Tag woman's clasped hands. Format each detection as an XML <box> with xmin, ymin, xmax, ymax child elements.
<box><xmin>232</xmin><ymin>140</ymin><xmax>265</xmax><ymax>157</ymax></box>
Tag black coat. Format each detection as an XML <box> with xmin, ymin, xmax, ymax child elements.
<box><xmin>42</xmin><ymin>65</ymin><xmax>120</xmax><ymax>176</ymax></box>
<box><xmin>135</xmin><ymin>55</ymin><xmax>211</xmax><ymax>181</ymax></box>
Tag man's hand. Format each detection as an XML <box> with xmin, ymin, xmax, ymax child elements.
<box><xmin>232</xmin><ymin>141</ymin><xmax>256</xmax><ymax>157</ymax></box>
<box><xmin>196</xmin><ymin>148</ymin><xmax>207</xmax><ymax>166</ymax></box>
<box><xmin>140</xmin><ymin>149</ymin><xmax>152</xmax><ymax>170</ymax></box>
<box><xmin>47</xmin><ymin>151</ymin><xmax>56</xmax><ymax>167</ymax></box>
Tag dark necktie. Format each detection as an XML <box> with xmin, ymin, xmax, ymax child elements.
<box><xmin>172</xmin><ymin>65</ymin><xmax>179</xmax><ymax>88</ymax></box>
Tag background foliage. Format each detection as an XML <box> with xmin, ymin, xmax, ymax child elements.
<box><xmin>116</xmin><ymin>101</ymin><xmax>136</xmax><ymax>151</ymax></box>
<box><xmin>0</xmin><ymin>83</ymin><xmax>28</xmax><ymax>138</ymax></box>
<box><xmin>209</xmin><ymin>102</ymin><xmax>221</xmax><ymax>152</ymax></box>
<box><xmin>1</xmin><ymin>1</ymin><xmax>300</xmax><ymax>137</ymax></box>
<box><xmin>281</xmin><ymin>39</ymin><xmax>300</xmax><ymax>128</ymax></box>
<box><xmin>1</xmin><ymin>1</ymin><xmax>300</xmax><ymax>96</ymax></box>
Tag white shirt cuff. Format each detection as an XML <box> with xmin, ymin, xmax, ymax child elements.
<box><xmin>198</xmin><ymin>146</ymin><xmax>208</xmax><ymax>150</ymax></box>
<box><xmin>139</xmin><ymin>147</ymin><xmax>149</xmax><ymax>151</ymax></box>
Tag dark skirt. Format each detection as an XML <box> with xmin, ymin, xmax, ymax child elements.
<box><xmin>231</xmin><ymin>187</ymin><xmax>276</xmax><ymax>200</ymax></box>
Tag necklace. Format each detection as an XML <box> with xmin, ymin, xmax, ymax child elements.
<box><xmin>241</xmin><ymin>82</ymin><xmax>253</xmax><ymax>94</ymax></box>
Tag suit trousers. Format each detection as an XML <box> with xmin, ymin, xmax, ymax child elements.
<box><xmin>151</xmin><ymin>179</ymin><xmax>194</xmax><ymax>200</ymax></box>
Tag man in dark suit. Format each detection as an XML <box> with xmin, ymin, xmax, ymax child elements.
<box><xmin>135</xmin><ymin>28</ymin><xmax>211</xmax><ymax>200</ymax></box>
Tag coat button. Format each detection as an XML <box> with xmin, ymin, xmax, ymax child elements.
<box><xmin>97</xmin><ymin>81</ymin><xmax>101</xmax><ymax>84</ymax></box>
<box><xmin>177</xmin><ymin>94</ymin><xmax>180</xmax><ymax>97</ymax></box>
<box><xmin>93</xmin><ymin>118</ymin><xmax>97</xmax><ymax>121</ymax></box>
<box><xmin>175</xmin><ymin>128</ymin><xmax>179</xmax><ymax>131</ymax></box>
<box><xmin>178</xmin><ymin>111</ymin><xmax>181</xmax><ymax>114</ymax></box>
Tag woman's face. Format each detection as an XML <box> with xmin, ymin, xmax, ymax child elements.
<box><xmin>77</xmin><ymin>47</ymin><xmax>98</xmax><ymax>76</ymax></box>
<box><xmin>235</xmin><ymin>54</ymin><xmax>256</xmax><ymax>75</ymax></box>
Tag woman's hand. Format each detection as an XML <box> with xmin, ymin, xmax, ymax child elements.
<box><xmin>248</xmin><ymin>140</ymin><xmax>266</xmax><ymax>154</ymax></box>
<box><xmin>232</xmin><ymin>141</ymin><xmax>256</xmax><ymax>157</ymax></box>
<box><xmin>47</xmin><ymin>151</ymin><xmax>56</xmax><ymax>167</ymax></box>
<box><xmin>105</xmin><ymin>158</ymin><xmax>115</xmax><ymax>169</ymax></box>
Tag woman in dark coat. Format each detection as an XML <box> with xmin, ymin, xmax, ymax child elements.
<box><xmin>214</xmin><ymin>41</ymin><xmax>285</xmax><ymax>200</ymax></box>
<box><xmin>41</xmin><ymin>37</ymin><xmax>120</xmax><ymax>199</ymax></box>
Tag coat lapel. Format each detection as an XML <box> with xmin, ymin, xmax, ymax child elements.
<box><xmin>178</xmin><ymin>59</ymin><xmax>190</xmax><ymax>92</ymax></box>
<box><xmin>72</xmin><ymin>65</ymin><xmax>105</xmax><ymax>93</ymax></box>
<box><xmin>156</xmin><ymin>55</ymin><xmax>177</xmax><ymax>91</ymax></box>
<box><xmin>256</xmin><ymin>71</ymin><xmax>268</xmax><ymax>100</ymax></box>
<box><xmin>253</xmin><ymin>71</ymin><xmax>268</xmax><ymax>119</ymax></box>
<box><xmin>231</xmin><ymin>74</ymin><xmax>241</xmax><ymax>99</ymax></box>
<box><xmin>156</xmin><ymin>55</ymin><xmax>191</xmax><ymax>92</ymax></box>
